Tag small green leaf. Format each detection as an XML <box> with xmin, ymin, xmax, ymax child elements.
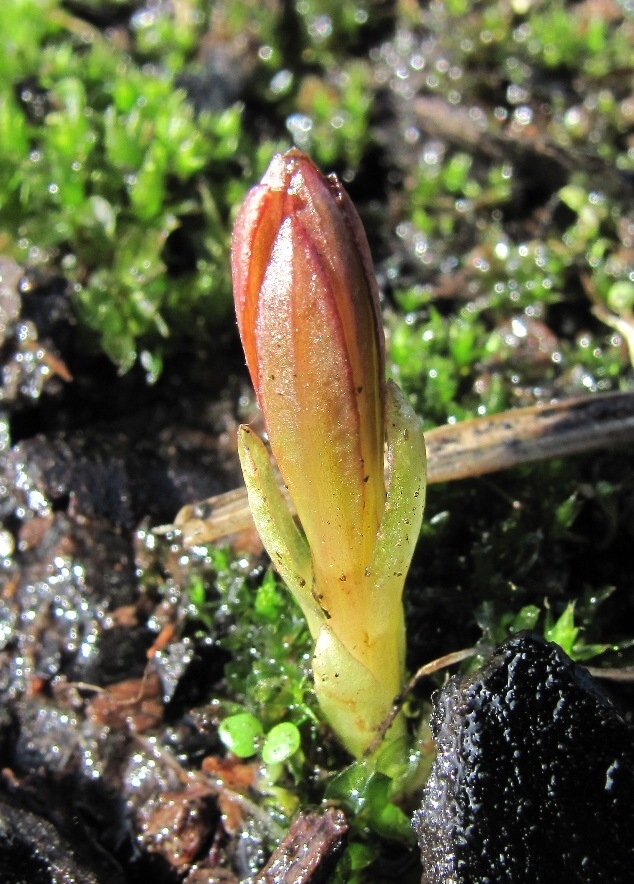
<box><xmin>442</xmin><ymin>152</ymin><xmax>472</xmax><ymax>193</ymax></box>
<box><xmin>510</xmin><ymin>605</ymin><xmax>541</xmax><ymax>633</ymax></box>
<box><xmin>559</xmin><ymin>184</ymin><xmax>587</xmax><ymax>213</ymax></box>
<box><xmin>330</xmin><ymin>840</ymin><xmax>379</xmax><ymax>883</ymax></box>
<box><xmin>254</xmin><ymin>570</ymin><xmax>286</xmax><ymax>622</ymax></box>
<box><xmin>570</xmin><ymin>642</ymin><xmax>610</xmax><ymax>662</ymax></box>
<box><xmin>545</xmin><ymin>602</ymin><xmax>579</xmax><ymax>656</ymax></box>
<box><xmin>328</xmin><ymin>763</ymin><xmax>416</xmax><ymax>843</ymax></box>
<box><xmin>346</xmin><ymin>841</ymin><xmax>377</xmax><ymax>871</ymax></box>
<box><xmin>325</xmin><ymin>760</ymin><xmax>372</xmax><ymax>814</ymax></box>
<box><xmin>554</xmin><ymin>493</ymin><xmax>582</xmax><ymax>531</ymax></box>
<box><xmin>262</xmin><ymin>722</ymin><xmax>301</xmax><ymax>764</ymax></box>
<box><xmin>218</xmin><ymin>712</ymin><xmax>263</xmax><ymax>758</ymax></box>
<box><xmin>129</xmin><ymin>143</ymin><xmax>167</xmax><ymax>220</ymax></box>
<box><xmin>363</xmin><ymin>772</ymin><xmax>415</xmax><ymax>842</ymax></box>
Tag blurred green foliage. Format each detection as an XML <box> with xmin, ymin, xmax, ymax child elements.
<box><xmin>0</xmin><ymin>0</ymin><xmax>264</xmax><ymax>372</ymax></box>
<box><xmin>380</xmin><ymin>0</ymin><xmax>634</xmax><ymax>426</ymax></box>
<box><xmin>0</xmin><ymin>0</ymin><xmax>391</xmax><ymax>373</ymax></box>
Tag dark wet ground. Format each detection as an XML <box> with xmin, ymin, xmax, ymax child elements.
<box><xmin>0</xmin><ymin>258</ymin><xmax>270</xmax><ymax>881</ymax></box>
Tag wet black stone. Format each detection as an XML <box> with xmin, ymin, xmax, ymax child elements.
<box><xmin>413</xmin><ymin>632</ymin><xmax>634</xmax><ymax>884</ymax></box>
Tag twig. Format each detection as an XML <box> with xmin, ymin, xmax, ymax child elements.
<box><xmin>586</xmin><ymin>666</ymin><xmax>634</xmax><ymax>683</ymax></box>
<box><xmin>165</xmin><ymin>391</ymin><xmax>634</xmax><ymax>546</ymax></box>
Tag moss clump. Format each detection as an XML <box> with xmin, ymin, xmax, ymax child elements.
<box><xmin>0</xmin><ymin>0</ymin><xmax>267</xmax><ymax>373</ymax></box>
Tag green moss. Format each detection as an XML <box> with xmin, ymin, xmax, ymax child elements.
<box><xmin>209</xmin><ymin>554</ymin><xmax>316</xmax><ymax>734</ymax></box>
<box><xmin>288</xmin><ymin>61</ymin><xmax>375</xmax><ymax>171</ymax></box>
<box><xmin>0</xmin><ymin>0</ymin><xmax>265</xmax><ymax>373</ymax></box>
<box><xmin>388</xmin><ymin>305</ymin><xmax>494</xmax><ymax>426</ymax></box>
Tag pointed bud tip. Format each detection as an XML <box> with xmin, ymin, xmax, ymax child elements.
<box><xmin>262</xmin><ymin>148</ymin><xmax>331</xmax><ymax>198</ymax></box>
<box><xmin>231</xmin><ymin>148</ymin><xmax>387</xmax><ymax>574</ymax></box>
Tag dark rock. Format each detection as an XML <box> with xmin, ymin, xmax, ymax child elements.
<box><xmin>412</xmin><ymin>632</ymin><xmax>634</xmax><ymax>883</ymax></box>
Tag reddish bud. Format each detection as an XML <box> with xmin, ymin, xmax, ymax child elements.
<box><xmin>231</xmin><ymin>149</ymin><xmax>386</xmax><ymax>584</ymax></box>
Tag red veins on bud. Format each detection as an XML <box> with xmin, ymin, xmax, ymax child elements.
<box><xmin>231</xmin><ymin>149</ymin><xmax>386</xmax><ymax>584</ymax></box>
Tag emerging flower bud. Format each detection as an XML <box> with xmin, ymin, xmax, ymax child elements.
<box><xmin>232</xmin><ymin>148</ymin><xmax>385</xmax><ymax>588</ymax></box>
<box><xmin>232</xmin><ymin>150</ymin><xmax>426</xmax><ymax>758</ymax></box>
